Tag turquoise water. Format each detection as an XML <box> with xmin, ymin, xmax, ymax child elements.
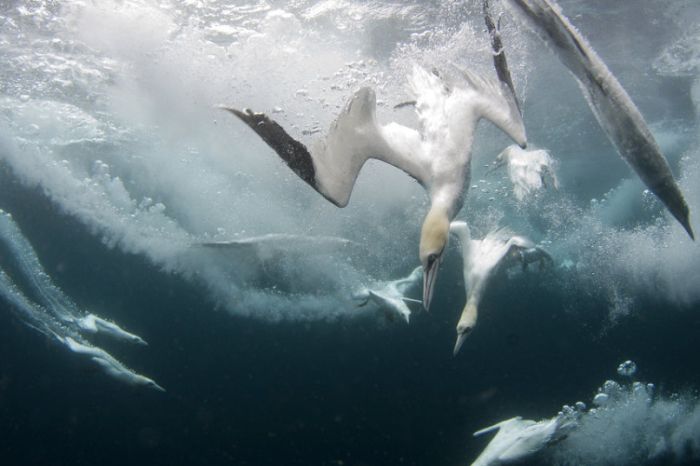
<box><xmin>1</xmin><ymin>1</ymin><xmax>699</xmax><ymax>465</ymax></box>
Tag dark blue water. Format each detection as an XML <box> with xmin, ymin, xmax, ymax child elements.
<box><xmin>2</xmin><ymin>166</ymin><xmax>700</xmax><ymax>466</ymax></box>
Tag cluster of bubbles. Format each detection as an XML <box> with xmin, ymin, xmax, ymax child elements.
<box><xmin>546</xmin><ymin>361</ymin><xmax>700</xmax><ymax>465</ymax></box>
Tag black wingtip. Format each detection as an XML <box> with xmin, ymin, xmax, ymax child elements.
<box><xmin>683</xmin><ymin>219</ymin><xmax>695</xmax><ymax>241</ymax></box>
<box><xmin>220</xmin><ymin>106</ymin><xmax>256</xmax><ymax>125</ymax></box>
<box><xmin>668</xmin><ymin>201</ymin><xmax>694</xmax><ymax>240</ymax></box>
<box><xmin>221</xmin><ymin>104</ymin><xmax>318</xmax><ymax>189</ymax></box>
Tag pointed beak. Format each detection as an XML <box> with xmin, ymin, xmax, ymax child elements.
<box><xmin>134</xmin><ymin>336</ymin><xmax>148</xmax><ymax>346</ymax></box>
<box><xmin>423</xmin><ymin>259</ymin><xmax>441</xmax><ymax>311</ymax></box>
<box><xmin>453</xmin><ymin>332</ymin><xmax>469</xmax><ymax>356</ymax></box>
<box><xmin>151</xmin><ymin>382</ymin><xmax>166</xmax><ymax>393</ymax></box>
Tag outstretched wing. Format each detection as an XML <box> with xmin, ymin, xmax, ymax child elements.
<box><xmin>483</xmin><ymin>0</ymin><xmax>522</xmax><ymax>115</ymax></box>
<box><xmin>407</xmin><ymin>65</ymin><xmax>527</xmax><ymax>161</ymax></box>
<box><xmin>473</xmin><ymin>417</ymin><xmax>530</xmax><ymax>437</ymax></box>
<box><xmin>391</xmin><ymin>266</ymin><xmax>423</xmax><ymax>294</ymax></box>
<box><xmin>505</xmin><ymin>0</ymin><xmax>693</xmax><ymax>239</ymax></box>
<box><xmin>505</xmin><ymin>234</ymin><xmax>535</xmax><ymax>252</ymax></box>
<box><xmin>223</xmin><ymin>107</ymin><xmax>317</xmax><ymax>188</ymax></box>
<box><xmin>224</xmin><ymin>88</ymin><xmax>426</xmax><ymax>207</ymax></box>
<box><xmin>451</xmin><ymin>67</ymin><xmax>527</xmax><ymax>149</ymax></box>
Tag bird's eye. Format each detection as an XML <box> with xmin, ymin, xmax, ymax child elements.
<box><xmin>428</xmin><ymin>253</ymin><xmax>438</xmax><ymax>265</ymax></box>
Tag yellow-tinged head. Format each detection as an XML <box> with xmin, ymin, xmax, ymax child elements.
<box><xmin>453</xmin><ymin>299</ymin><xmax>478</xmax><ymax>356</ymax></box>
<box><xmin>420</xmin><ymin>207</ymin><xmax>450</xmax><ymax>311</ymax></box>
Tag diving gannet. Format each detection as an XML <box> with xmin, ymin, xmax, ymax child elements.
<box><xmin>76</xmin><ymin>314</ymin><xmax>148</xmax><ymax>346</ymax></box>
<box><xmin>199</xmin><ymin>233</ymin><xmax>354</xmax><ymax>251</ymax></box>
<box><xmin>197</xmin><ymin>233</ymin><xmax>359</xmax><ymax>291</ymax></box>
<box><xmin>505</xmin><ymin>0</ymin><xmax>694</xmax><ymax>239</ymax></box>
<box><xmin>224</xmin><ymin>65</ymin><xmax>527</xmax><ymax>310</ymax></box>
<box><xmin>449</xmin><ymin>222</ymin><xmax>543</xmax><ymax>355</ymax></box>
<box><xmin>471</xmin><ymin>415</ymin><xmax>571</xmax><ymax>466</ymax></box>
<box><xmin>491</xmin><ymin>145</ymin><xmax>559</xmax><ymax>201</ymax></box>
<box><xmin>198</xmin><ymin>233</ymin><xmax>356</xmax><ymax>263</ymax></box>
<box><xmin>62</xmin><ymin>337</ymin><xmax>165</xmax><ymax>392</ymax></box>
<box><xmin>0</xmin><ymin>209</ymin><xmax>150</xmax><ymax>346</ymax></box>
<box><xmin>353</xmin><ymin>266</ymin><xmax>422</xmax><ymax>323</ymax></box>
<box><xmin>90</xmin><ymin>357</ymin><xmax>165</xmax><ymax>392</ymax></box>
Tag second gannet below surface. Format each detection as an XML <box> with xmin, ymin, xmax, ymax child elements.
<box><xmin>353</xmin><ymin>266</ymin><xmax>423</xmax><ymax>323</ymax></box>
<box><xmin>224</xmin><ymin>65</ymin><xmax>527</xmax><ymax>311</ymax></box>
<box><xmin>62</xmin><ymin>337</ymin><xmax>165</xmax><ymax>392</ymax></box>
<box><xmin>449</xmin><ymin>221</ymin><xmax>547</xmax><ymax>355</ymax></box>
<box><xmin>471</xmin><ymin>415</ymin><xmax>572</xmax><ymax>466</ymax></box>
<box><xmin>77</xmin><ymin>314</ymin><xmax>148</xmax><ymax>346</ymax></box>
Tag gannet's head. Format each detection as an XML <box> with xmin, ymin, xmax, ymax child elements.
<box><xmin>454</xmin><ymin>300</ymin><xmax>478</xmax><ymax>356</ymax></box>
<box><xmin>130</xmin><ymin>335</ymin><xmax>149</xmax><ymax>346</ymax></box>
<box><xmin>420</xmin><ymin>207</ymin><xmax>449</xmax><ymax>311</ymax></box>
<box><xmin>139</xmin><ymin>377</ymin><xmax>166</xmax><ymax>392</ymax></box>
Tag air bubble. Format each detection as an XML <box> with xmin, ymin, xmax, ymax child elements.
<box><xmin>616</xmin><ymin>360</ymin><xmax>637</xmax><ymax>377</ymax></box>
<box><xmin>602</xmin><ymin>380</ymin><xmax>622</xmax><ymax>396</ymax></box>
<box><xmin>593</xmin><ymin>393</ymin><xmax>609</xmax><ymax>407</ymax></box>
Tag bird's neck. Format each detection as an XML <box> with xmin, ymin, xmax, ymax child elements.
<box><xmin>458</xmin><ymin>298</ymin><xmax>478</xmax><ymax>329</ymax></box>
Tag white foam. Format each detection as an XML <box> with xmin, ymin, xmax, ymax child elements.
<box><xmin>0</xmin><ymin>0</ymin><xmax>442</xmax><ymax>321</ymax></box>
<box><xmin>1</xmin><ymin>0</ymin><xmax>699</xmax><ymax>324</ymax></box>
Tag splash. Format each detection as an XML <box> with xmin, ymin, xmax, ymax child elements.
<box><xmin>0</xmin><ymin>0</ymin><xmax>698</xmax><ymax>326</ymax></box>
<box><xmin>470</xmin><ymin>361</ymin><xmax>700</xmax><ymax>465</ymax></box>
<box><xmin>546</xmin><ymin>362</ymin><xmax>700</xmax><ymax>465</ymax></box>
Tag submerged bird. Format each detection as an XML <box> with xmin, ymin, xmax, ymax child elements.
<box><xmin>353</xmin><ymin>266</ymin><xmax>423</xmax><ymax>323</ymax></box>
<box><xmin>449</xmin><ymin>221</ymin><xmax>549</xmax><ymax>355</ymax></box>
<box><xmin>62</xmin><ymin>337</ymin><xmax>165</xmax><ymax>392</ymax></box>
<box><xmin>505</xmin><ymin>0</ymin><xmax>694</xmax><ymax>239</ymax></box>
<box><xmin>89</xmin><ymin>357</ymin><xmax>165</xmax><ymax>392</ymax></box>
<box><xmin>471</xmin><ymin>415</ymin><xmax>571</xmax><ymax>466</ymax></box>
<box><xmin>197</xmin><ymin>233</ymin><xmax>356</xmax><ymax>267</ymax></box>
<box><xmin>490</xmin><ymin>145</ymin><xmax>559</xmax><ymax>201</ymax></box>
<box><xmin>198</xmin><ymin>233</ymin><xmax>354</xmax><ymax>253</ymax></box>
<box><xmin>223</xmin><ymin>65</ymin><xmax>527</xmax><ymax>311</ymax></box>
<box><xmin>77</xmin><ymin>314</ymin><xmax>148</xmax><ymax>346</ymax></box>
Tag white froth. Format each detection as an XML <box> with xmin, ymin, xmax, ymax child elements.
<box><xmin>0</xmin><ymin>0</ymin><xmax>699</xmax><ymax>323</ymax></box>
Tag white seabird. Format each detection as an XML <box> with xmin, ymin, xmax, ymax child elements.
<box><xmin>62</xmin><ymin>337</ymin><xmax>165</xmax><ymax>392</ymax></box>
<box><xmin>197</xmin><ymin>233</ymin><xmax>356</xmax><ymax>265</ymax></box>
<box><xmin>223</xmin><ymin>65</ymin><xmax>527</xmax><ymax>311</ymax></box>
<box><xmin>491</xmin><ymin>145</ymin><xmax>559</xmax><ymax>201</ymax></box>
<box><xmin>353</xmin><ymin>266</ymin><xmax>423</xmax><ymax>323</ymax></box>
<box><xmin>449</xmin><ymin>221</ymin><xmax>547</xmax><ymax>355</ymax></box>
<box><xmin>198</xmin><ymin>233</ymin><xmax>354</xmax><ymax>251</ymax></box>
<box><xmin>77</xmin><ymin>314</ymin><xmax>148</xmax><ymax>346</ymax></box>
<box><xmin>471</xmin><ymin>415</ymin><xmax>571</xmax><ymax>466</ymax></box>
<box><xmin>505</xmin><ymin>0</ymin><xmax>694</xmax><ymax>239</ymax></box>
<box><xmin>89</xmin><ymin>357</ymin><xmax>165</xmax><ymax>392</ymax></box>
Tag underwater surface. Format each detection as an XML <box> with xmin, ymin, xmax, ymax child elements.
<box><xmin>1</xmin><ymin>0</ymin><xmax>700</xmax><ymax>464</ymax></box>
